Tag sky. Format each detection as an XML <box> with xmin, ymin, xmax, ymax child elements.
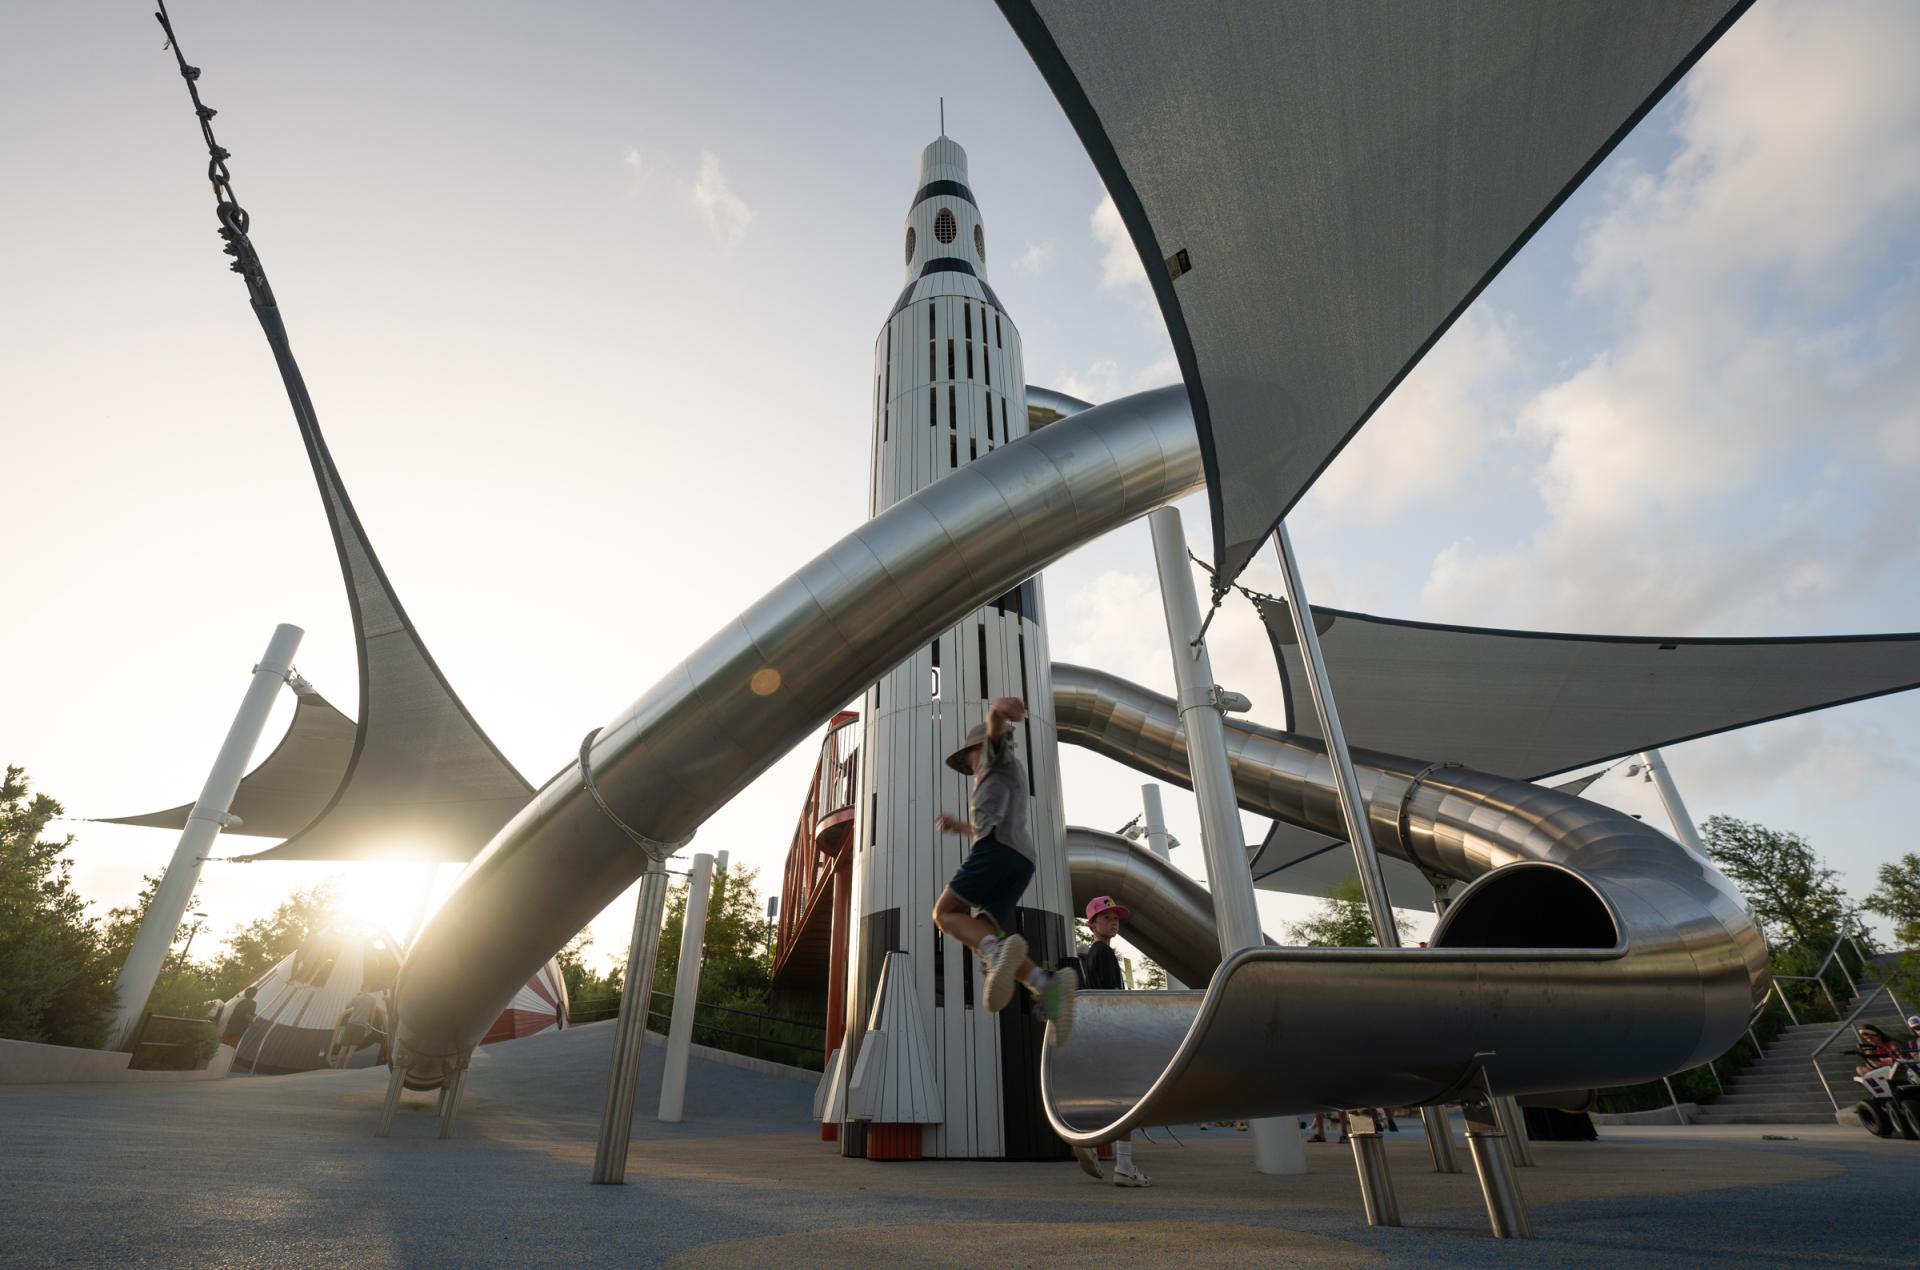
<box><xmin>2</xmin><ymin>1</ymin><xmax>1917</xmax><ymax>973</ymax></box>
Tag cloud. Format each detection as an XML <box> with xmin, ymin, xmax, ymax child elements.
<box><xmin>688</xmin><ymin>149</ymin><xmax>753</xmax><ymax>247</ymax></box>
<box><xmin>1052</xmin><ymin>353</ymin><xmax>1179</xmax><ymax>405</ymax></box>
<box><xmin>1011</xmin><ymin>242</ymin><xmax>1055</xmax><ymax>276</ymax></box>
<box><xmin>1092</xmin><ymin>194</ymin><xmax>1148</xmax><ymax>295</ymax></box>
<box><xmin>1420</xmin><ymin>0</ymin><xmax>1920</xmax><ymax>633</ymax></box>
<box><xmin>1301</xmin><ymin>310</ymin><xmax>1523</xmax><ymax>517</ymax></box>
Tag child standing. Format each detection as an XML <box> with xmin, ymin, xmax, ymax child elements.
<box><xmin>1072</xmin><ymin>894</ymin><xmax>1151</xmax><ymax>1187</ymax></box>
<box><xmin>932</xmin><ymin>695</ymin><xmax>1077</xmax><ymax>1042</ymax></box>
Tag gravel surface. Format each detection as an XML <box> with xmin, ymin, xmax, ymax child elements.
<box><xmin>4</xmin><ymin>1021</ymin><xmax>1915</xmax><ymax>1267</ymax></box>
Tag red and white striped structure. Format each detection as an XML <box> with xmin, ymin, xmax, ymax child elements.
<box><xmin>219</xmin><ymin>929</ymin><xmax>567</xmax><ymax>1073</ymax></box>
<box><xmin>480</xmin><ymin>958</ymin><xmax>570</xmax><ymax>1044</ymax></box>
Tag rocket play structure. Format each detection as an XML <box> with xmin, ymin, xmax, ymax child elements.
<box><xmin>114</xmin><ymin>0</ymin><xmax>1920</xmax><ymax>1242</ymax></box>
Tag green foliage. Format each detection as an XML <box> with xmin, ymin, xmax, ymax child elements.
<box><xmin>653</xmin><ymin>864</ymin><xmax>774</xmax><ymax>1008</ymax></box>
<box><xmin>1285</xmin><ymin>875</ymin><xmax>1401</xmax><ymax>947</ymax></box>
<box><xmin>1865</xmin><ymin>853</ymin><xmax>1920</xmax><ymax>1004</ymax></box>
<box><xmin>0</xmin><ymin>766</ymin><xmax>119</xmax><ymax>1047</ymax></box>
<box><xmin>556</xmin><ymin>931</ymin><xmax>623</xmax><ymax>1020</ymax></box>
<box><xmin>204</xmin><ymin>883</ymin><xmax>338</xmax><ymax>999</ymax></box>
<box><xmin>1702</xmin><ymin>815</ymin><xmax>1848</xmax><ymax>950</ymax></box>
<box><xmin>1865</xmin><ymin>853</ymin><xmax>1920</xmax><ymax>948</ymax></box>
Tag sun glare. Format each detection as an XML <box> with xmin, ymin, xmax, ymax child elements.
<box><xmin>332</xmin><ymin>859</ymin><xmax>444</xmax><ymax>945</ymax></box>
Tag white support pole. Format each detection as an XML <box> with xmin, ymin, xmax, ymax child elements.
<box><xmin>658</xmin><ymin>851</ymin><xmax>715</xmax><ymax>1123</ymax></box>
<box><xmin>1640</xmin><ymin>749</ymin><xmax>1707</xmax><ymax>857</ymax></box>
<box><xmin>1270</xmin><ymin>527</ymin><xmax>1398</xmax><ymax>949</ymax></box>
<box><xmin>1149</xmin><ymin>508</ymin><xmax>1306</xmax><ymax>1176</ymax></box>
<box><xmin>1139</xmin><ymin>784</ymin><xmax>1185</xmax><ymax>989</ymax></box>
<box><xmin>110</xmin><ymin>623</ymin><xmax>303</xmax><ymax>1046</ymax></box>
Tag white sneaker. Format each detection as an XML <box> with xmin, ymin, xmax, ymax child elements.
<box><xmin>1040</xmin><ymin>965</ymin><xmax>1078</xmax><ymax>1048</ymax></box>
<box><xmin>983</xmin><ymin>934</ymin><xmax>1027</xmax><ymax>1013</ymax></box>
<box><xmin>1113</xmin><ymin>1163</ymin><xmax>1152</xmax><ymax>1188</ymax></box>
<box><xmin>1074</xmin><ymin>1146</ymin><xmax>1104</xmax><ymax>1181</ymax></box>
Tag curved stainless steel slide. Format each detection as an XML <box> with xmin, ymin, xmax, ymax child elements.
<box><xmin>396</xmin><ymin>382</ymin><xmax>1767</xmax><ymax>1143</ymax></box>
<box><xmin>1045</xmin><ymin>663</ymin><xmax>1768</xmax><ymax>1142</ymax></box>
<box><xmin>394</xmin><ymin>385</ymin><xmax>1202</xmax><ymax>1070</ymax></box>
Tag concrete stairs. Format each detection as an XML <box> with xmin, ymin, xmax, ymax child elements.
<box><xmin>1692</xmin><ymin>977</ymin><xmax>1900</xmax><ymax>1125</ymax></box>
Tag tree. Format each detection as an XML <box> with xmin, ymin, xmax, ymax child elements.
<box><xmin>653</xmin><ymin>865</ymin><xmax>774</xmax><ymax>1008</ymax></box>
<box><xmin>556</xmin><ymin>931</ymin><xmax>623</xmax><ymax>1008</ymax></box>
<box><xmin>0</xmin><ymin>766</ymin><xmax>119</xmax><ymax>1046</ymax></box>
<box><xmin>1286</xmin><ymin>875</ymin><xmax>1400</xmax><ymax>947</ymax></box>
<box><xmin>1702</xmin><ymin>815</ymin><xmax>1849</xmax><ymax>950</ymax></box>
<box><xmin>204</xmin><ymin>883</ymin><xmax>339</xmax><ymax>998</ymax></box>
<box><xmin>1864</xmin><ymin>854</ymin><xmax>1920</xmax><ymax>949</ymax></box>
<box><xmin>98</xmin><ymin>874</ymin><xmax>218</xmax><ymax>1023</ymax></box>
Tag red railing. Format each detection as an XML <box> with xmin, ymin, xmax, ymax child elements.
<box><xmin>772</xmin><ymin>712</ymin><xmax>859</xmax><ymax>985</ymax></box>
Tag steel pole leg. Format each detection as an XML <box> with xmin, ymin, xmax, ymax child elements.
<box><xmin>1347</xmin><ymin>1110</ymin><xmax>1402</xmax><ymax>1226</ymax></box>
<box><xmin>592</xmin><ymin>857</ymin><xmax>672</xmax><ymax>1184</ymax></box>
<box><xmin>1495</xmin><ymin>1096</ymin><xmax>1535</xmax><ymax>1166</ymax></box>
<box><xmin>436</xmin><ymin>1062</ymin><xmax>468</xmax><ymax>1139</ymax></box>
<box><xmin>375</xmin><ymin>1062</ymin><xmax>406</xmax><ymax>1138</ymax></box>
<box><xmin>1464</xmin><ymin>1092</ymin><xmax>1533</xmax><ymax>1239</ymax></box>
<box><xmin>1421</xmin><ymin>1105</ymin><xmax>1460</xmax><ymax>1173</ymax></box>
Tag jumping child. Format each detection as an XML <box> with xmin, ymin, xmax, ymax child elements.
<box><xmin>933</xmin><ymin>695</ymin><xmax>1077</xmax><ymax>1042</ymax></box>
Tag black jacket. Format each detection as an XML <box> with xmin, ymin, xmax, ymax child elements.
<box><xmin>1081</xmin><ymin>940</ymin><xmax>1124</xmax><ymax>991</ymax></box>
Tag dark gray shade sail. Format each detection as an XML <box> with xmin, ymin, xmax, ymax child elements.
<box><xmin>1257</xmin><ymin>598</ymin><xmax>1920</xmax><ymax>783</ymax></box>
<box><xmin>111</xmin><ymin>304</ymin><xmax>535</xmax><ymax>863</ymax></box>
<box><xmin>996</xmin><ymin>0</ymin><xmax>1751</xmax><ymax>586</ymax></box>
<box><xmin>102</xmin><ymin>688</ymin><xmax>357</xmax><ymax>839</ymax></box>
<box><xmin>242</xmin><ymin>306</ymin><xmax>535</xmax><ymax>862</ymax></box>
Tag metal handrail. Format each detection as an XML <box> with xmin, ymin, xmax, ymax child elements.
<box><xmin>773</xmin><ymin>713</ymin><xmax>860</xmax><ymax>978</ymax></box>
<box><xmin>1759</xmin><ymin>923</ymin><xmax>1875</xmax><ymax>1025</ymax></box>
<box><xmin>1808</xmin><ymin>982</ymin><xmax>1913</xmax><ymax>1111</ymax></box>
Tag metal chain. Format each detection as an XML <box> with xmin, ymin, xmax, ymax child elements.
<box><xmin>153</xmin><ymin>2</ymin><xmax>276</xmax><ymax>307</ymax></box>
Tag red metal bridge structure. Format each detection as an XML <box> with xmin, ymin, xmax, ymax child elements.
<box><xmin>771</xmin><ymin>710</ymin><xmax>859</xmax><ymax>1137</ymax></box>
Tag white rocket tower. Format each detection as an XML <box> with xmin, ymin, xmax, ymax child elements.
<box><xmin>841</xmin><ymin>135</ymin><xmax>1073</xmax><ymax>1160</ymax></box>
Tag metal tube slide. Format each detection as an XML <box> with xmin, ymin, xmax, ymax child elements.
<box><xmin>1043</xmin><ymin>663</ymin><xmax>1768</xmax><ymax>1143</ymax></box>
<box><xmin>394</xmin><ymin>386</ymin><xmax>1202</xmax><ymax>1071</ymax></box>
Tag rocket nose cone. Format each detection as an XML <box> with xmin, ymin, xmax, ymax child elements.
<box><xmin>919</xmin><ymin>136</ymin><xmax>969</xmax><ymax>188</ymax></box>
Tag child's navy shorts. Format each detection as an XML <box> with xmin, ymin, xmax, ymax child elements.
<box><xmin>946</xmin><ymin>834</ymin><xmax>1035</xmax><ymax>936</ymax></box>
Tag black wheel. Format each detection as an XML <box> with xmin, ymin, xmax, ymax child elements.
<box><xmin>1852</xmin><ymin>1100</ymin><xmax>1895</xmax><ymax>1137</ymax></box>
<box><xmin>1893</xmin><ymin>1093</ymin><xmax>1920</xmax><ymax>1140</ymax></box>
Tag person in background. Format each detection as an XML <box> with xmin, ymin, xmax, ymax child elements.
<box><xmin>222</xmin><ymin>986</ymin><xmax>258</xmax><ymax>1049</ymax></box>
<box><xmin>1308</xmin><ymin>1109</ymin><xmax>1349</xmax><ymax>1145</ymax></box>
<box><xmin>1070</xmin><ymin>895</ymin><xmax>1151</xmax><ymax>1188</ymax></box>
<box><xmin>332</xmin><ymin>985</ymin><xmax>386</xmax><ymax>1069</ymax></box>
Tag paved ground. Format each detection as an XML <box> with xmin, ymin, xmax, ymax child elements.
<box><xmin>4</xmin><ymin>1020</ymin><xmax>1916</xmax><ymax>1267</ymax></box>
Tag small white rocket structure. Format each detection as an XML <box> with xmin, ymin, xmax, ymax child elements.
<box><xmin>841</xmin><ymin>135</ymin><xmax>1073</xmax><ymax>1160</ymax></box>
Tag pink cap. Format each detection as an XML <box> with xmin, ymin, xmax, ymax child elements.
<box><xmin>1085</xmin><ymin>895</ymin><xmax>1131</xmax><ymax>922</ymax></box>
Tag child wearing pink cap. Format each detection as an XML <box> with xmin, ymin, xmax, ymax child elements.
<box><xmin>1072</xmin><ymin>894</ymin><xmax>1151</xmax><ymax>1187</ymax></box>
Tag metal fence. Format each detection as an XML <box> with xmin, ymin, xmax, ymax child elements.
<box><xmin>568</xmin><ymin>989</ymin><xmax>826</xmax><ymax>1070</ymax></box>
